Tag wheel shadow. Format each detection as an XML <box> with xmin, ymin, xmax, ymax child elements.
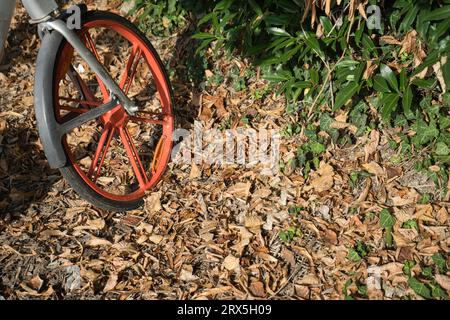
<box><xmin>167</xmin><ymin>15</ymin><xmax>207</xmax><ymax>130</ymax></box>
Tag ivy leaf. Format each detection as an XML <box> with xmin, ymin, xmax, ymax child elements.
<box><xmin>412</xmin><ymin>120</ymin><xmax>439</xmax><ymax>146</ymax></box>
<box><xmin>431</xmin><ymin>284</ymin><xmax>448</xmax><ymax>299</ymax></box>
<box><xmin>432</xmin><ymin>253</ymin><xmax>447</xmax><ymax>273</ymax></box>
<box><xmin>380</xmin><ymin>64</ymin><xmax>399</xmax><ymax>92</ymax></box>
<box><xmin>384</xmin><ymin>228</ymin><xmax>394</xmax><ymax>248</ymax></box>
<box><xmin>334</xmin><ymin>82</ymin><xmax>360</xmax><ymax>111</ymax></box>
<box><xmin>309</xmin><ymin>141</ymin><xmax>326</xmax><ymax>155</ymax></box>
<box><xmin>347</xmin><ymin>248</ymin><xmax>362</xmax><ymax>262</ymax></box>
<box><xmin>435</xmin><ymin>142</ymin><xmax>449</xmax><ymax>156</ymax></box>
<box><xmin>380</xmin><ymin>209</ymin><xmax>395</xmax><ymax>229</ymax></box>
<box><xmin>408</xmin><ymin>277</ymin><xmax>432</xmax><ymax>299</ymax></box>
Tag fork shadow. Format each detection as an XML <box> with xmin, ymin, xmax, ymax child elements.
<box><xmin>0</xmin><ymin>7</ymin><xmax>61</xmax><ymax>219</ymax></box>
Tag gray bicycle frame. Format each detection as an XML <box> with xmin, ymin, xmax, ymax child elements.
<box><xmin>1</xmin><ymin>0</ymin><xmax>137</xmax><ymax>114</ymax></box>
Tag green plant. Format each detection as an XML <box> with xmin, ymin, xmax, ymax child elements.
<box><xmin>432</xmin><ymin>252</ymin><xmax>448</xmax><ymax>273</ymax></box>
<box><xmin>279</xmin><ymin>226</ymin><xmax>302</xmax><ymax>243</ymax></box>
<box><xmin>403</xmin><ymin>256</ymin><xmax>448</xmax><ymax>300</ymax></box>
<box><xmin>380</xmin><ymin>209</ymin><xmax>396</xmax><ymax>248</ymax></box>
<box><xmin>130</xmin><ymin>0</ymin><xmax>188</xmax><ymax>36</ymax></box>
<box><xmin>347</xmin><ymin>241</ymin><xmax>369</xmax><ymax>262</ymax></box>
<box><xmin>288</xmin><ymin>205</ymin><xmax>302</xmax><ymax>216</ymax></box>
<box><xmin>402</xmin><ymin>219</ymin><xmax>418</xmax><ymax>230</ymax></box>
<box><xmin>187</xmin><ymin>0</ymin><xmax>450</xmax><ymax>189</ymax></box>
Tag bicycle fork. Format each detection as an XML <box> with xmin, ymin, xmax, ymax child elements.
<box><xmin>19</xmin><ymin>0</ymin><xmax>140</xmax><ymax>168</ymax></box>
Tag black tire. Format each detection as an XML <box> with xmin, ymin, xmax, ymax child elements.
<box><xmin>46</xmin><ymin>11</ymin><xmax>174</xmax><ymax>212</ymax></box>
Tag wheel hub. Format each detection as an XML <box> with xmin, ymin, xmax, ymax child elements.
<box><xmin>101</xmin><ymin>104</ymin><xmax>128</xmax><ymax>127</ymax></box>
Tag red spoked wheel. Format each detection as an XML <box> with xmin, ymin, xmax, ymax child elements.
<box><xmin>53</xmin><ymin>11</ymin><xmax>174</xmax><ymax>211</ymax></box>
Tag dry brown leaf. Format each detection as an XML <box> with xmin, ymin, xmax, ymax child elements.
<box><xmin>435</xmin><ymin>275</ymin><xmax>450</xmax><ymax>292</ymax></box>
<box><xmin>297</xmin><ymin>274</ymin><xmax>320</xmax><ymax>286</ymax></box>
<box><xmin>28</xmin><ymin>275</ymin><xmax>43</xmax><ymax>291</ymax></box>
<box><xmin>189</xmin><ymin>162</ymin><xmax>201</xmax><ymax>179</ymax></box>
<box><xmin>362</xmin><ymin>162</ymin><xmax>385</xmax><ymax>177</ymax></box>
<box><xmin>104</xmin><ymin>274</ymin><xmax>118</xmax><ymax>292</ymax></box>
<box><xmin>305</xmin><ymin>162</ymin><xmax>334</xmax><ymax>193</ymax></box>
<box><xmin>180</xmin><ymin>268</ymin><xmax>199</xmax><ymax>282</ymax></box>
<box><xmin>226</xmin><ymin>182</ymin><xmax>251</xmax><ymax>199</ymax></box>
<box><xmin>149</xmin><ymin>234</ymin><xmax>164</xmax><ymax>244</ymax></box>
<box><xmin>380</xmin><ymin>36</ymin><xmax>401</xmax><ymax>45</ymax></box>
<box><xmin>86</xmin><ymin>237</ymin><xmax>112</xmax><ymax>247</ymax></box>
<box><xmin>364</xmin><ymin>130</ymin><xmax>379</xmax><ymax>161</ymax></box>
<box><xmin>145</xmin><ymin>191</ymin><xmax>162</xmax><ymax>214</ymax></box>
<box><xmin>244</xmin><ymin>216</ymin><xmax>264</xmax><ymax>229</ymax></box>
<box><xmin>249</xmin><ymin>281</ymin><xmax>266</xmax><ymax>297</ymax></box>
<box><xmin>223</xmin><ymin>255</ymin><xmax>240</xmax><ymax>271</ymax></box>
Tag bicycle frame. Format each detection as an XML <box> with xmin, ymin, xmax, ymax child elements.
<box><xmin>2</xmin><ymin>0</ymin><xmax>143</xmax><ymax>169</ymax></box>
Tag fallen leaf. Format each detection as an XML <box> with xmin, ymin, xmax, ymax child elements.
<box><xmin>435</xmin><ymin>275</ymin><xmax>450</xmax><ymax>292</ymax></box>
<box><xmin>104</xmin><ymin>274</ymin><xmax>118</xmax><ymax>292</ymax></box>
<box><xmin>305</xmin><ymin>162</ymin><xmax>334</xmax><ymax>192</ymax></box>
<box><xmin>363</xmin><ymin>162</ymin><xmax>384</xmax><ymax>177</ymax></box>
<box><xmin>145</xmin><ymin>192</ymin><xmax>162</xmax><ymax>213</ymax></box>
<box><xmin>86</xmin><ymin>237</ymin><xmax>112</xmax><ymax>247</ymax></box>
<box><xmin>226</xmin><ymin>182</ymin><xmax>251</xmax><ymax>199</ymax></box>
<box><xmin>249</xmin><ymin>281</ymin><xmax>266</xmax><ymax>297</ymax></box>
<box><xmin>223</xmin><ymin>255</ymin><xmax>240</xmax><ymax>271</ymax></box>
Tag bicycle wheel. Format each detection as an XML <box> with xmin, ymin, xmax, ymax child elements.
<box><xmin>52</xmin><ymin>11</ymin><xmax>174</xmax><ymax>211</ymax></box>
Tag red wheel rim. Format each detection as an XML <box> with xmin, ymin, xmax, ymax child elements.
<box><xmin>54</xmin><ymin>19</ymin><xmax>174</xmax><ymax>202</ymax></box>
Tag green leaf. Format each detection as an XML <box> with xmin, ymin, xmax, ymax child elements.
<box><xmin>320</xmin><ymin>16</ymin><xmax>334</xmax><ymax>35</ymax></box>
<box><xmin>399</xmin><ymin>4</ymin><xmax>419</xmax><ymax>33</ymax></box>
<box><xmin>444</xmin><ymin>59</ymin><xmax>450</xmax><ymax>89</ymax></box>
<box><xmin>191</xmin><ymin>32</ymin><xmax>216</xmax><ymax>40</ymax></box>
<box><xmin>347</xmin><ymin>248</ymin><xmax>362</xmax><ymax>262</ymax></box>
<box><xmin>373</xmin><ymin>75</ymin><xmax>391</xmax><ymax>93</ymax></box>
<box><xmin>422</xmin><ymin>267</ymin><xmax>433</xmax><ymax>279</ymax></box>
<box><xmin>402</xmin><ymin>219</ymin><xmax>418</xmax><ymax>230</ymax></box>
<box><xmin>431</xmin><ymin>284</ymin><xmax>448</xmax><ymax>299</ymax></box>
<box><xmin>432</xmin><ymin>253</ymin><xmax>447</xmax><ymax>273</ymax></box>
<box><xmin>402</xmin><ymin>85</ymin><xmax>414</xmax><ymax>119</ymax></box>
<box><xmin>214</xmin><ymin>0</ymin><xmax>234</xmax><ymax>11</ymax></box>
<box><xmin>334</xmin><ymin>82</ymin><xmax>360</xmax><ymax>110</ymax></box>
<box><xmin>399</xmin><ymin>69</ymin><xmax>407</xmax><ymax>91</ymax></box>
<box><xmin>309</xmin><ymin>141</ymin><xmax>326</xmax><ymax>155</ymax></box>
<box><xmin>412</xmin><ymin>78</ymin><xmax>437</xmax><ymax>89</ymax></box>
<box><xmin>263</xmin><ymin>69</ymin><xmax>292</xmax><ymax>82</ymax></box>
<box><xmin>357</xmin><ymin>285</ymin><xmax>368</xmax><ymax>297</ymax></box>
<box><xmin>412</xmin><ymin>120</ymin><xmax>439</xmax><ymax>146</ymax></box>
<box><xmin>267</xmin><ymin>27</ymin><xmax>291</xmax><ymax>37</ymax></box>
<box><xmin>303</xmin><ymin>32</ymin><xmax>325</xmax><ymax>60</ymax></box>
<box><xmin>403</xmin><ymin>260</ymin><xmax>416</xmax><ymax>277</ymax></box>
<box><xmin>408</xmin><ymin>277</ymin><xmax>432</xmax><ymax>299</ymax></box>
<box><xmin>412</xmin><ymin>51</ymin><xmax>440</xmax><ymax>77</ymax></box>
<box><xmin>380</xmin><ymin>64</ymin><xmax>399</xmax><ymax>92</ymax></box>
<box><xmin>423</xmin><ymin>5</ymin><xmax>450</xmax><ymax>21</ymax></box>
<box><xmin>380</xmin><ymin>209</ymin><xmax>395</xmax><ymax>229</ymax></box>
<box><xmin>380</xmin><ymin>93</ymin><xmax>400</xmax><ymax>121</ymax></box>
<box><xmin>384</xmin><ymin>228</ymin><xmax>394</xmax><ymax>248</ymax></box>
<box><xmin>336</xmin><ymin>59</ymin><xmax>360</xmax><ymax>69</ymax></box>
<box><xmin>436</xmin><ymin>142</ymin><xmax>449</xmax><ymax>156</ymax></box>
